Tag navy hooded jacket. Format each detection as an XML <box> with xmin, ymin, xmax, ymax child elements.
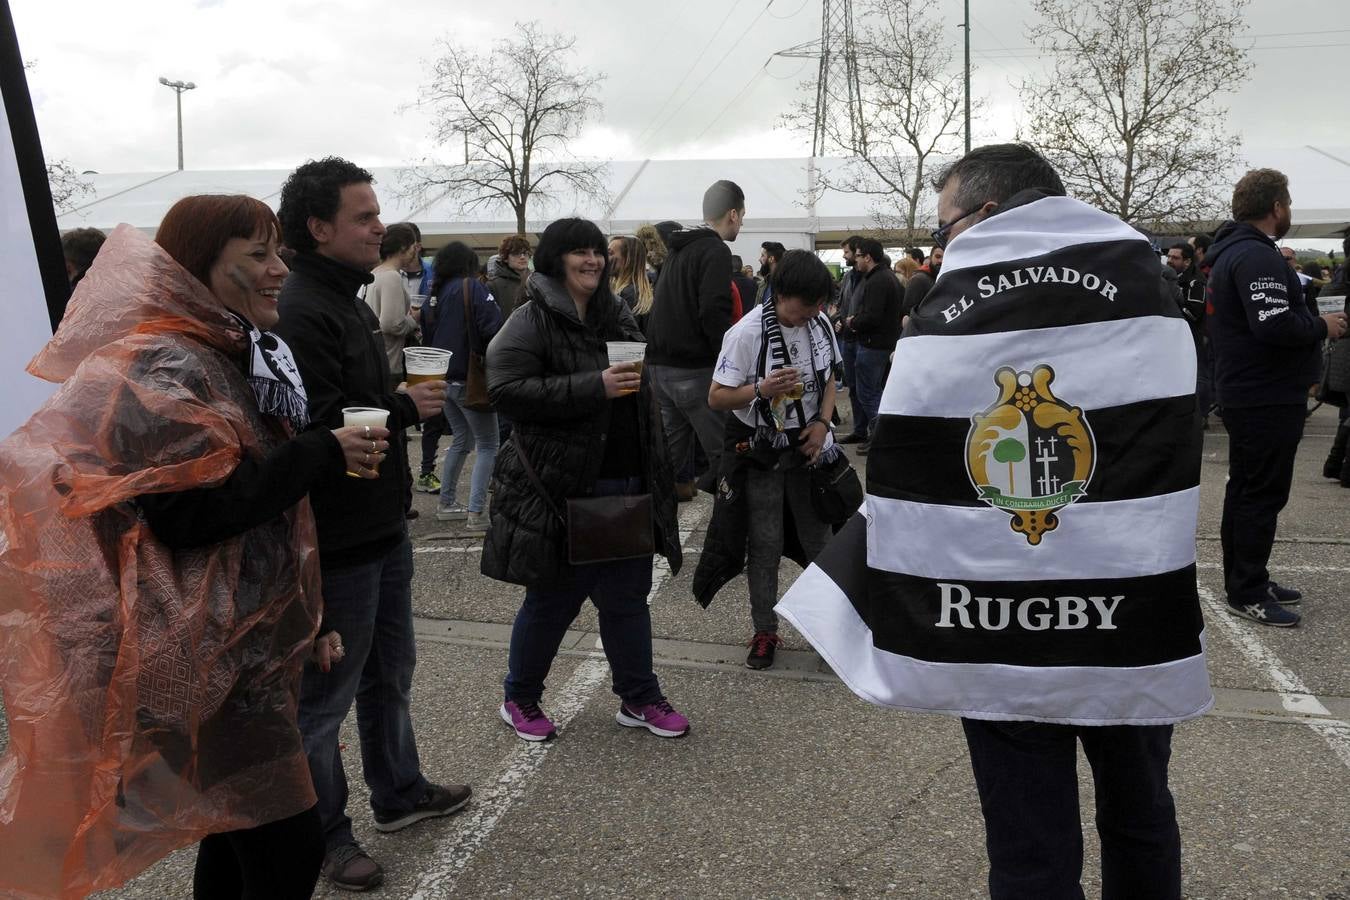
<box><xmin>1205</xmin><ymin>220</ymin><xmax>1326</xmax><ymax>407</ymax></box>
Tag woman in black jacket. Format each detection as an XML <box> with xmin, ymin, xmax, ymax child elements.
<box><xmin>482</xmin><ymin>218</ymin><xmax>687</xmax><ymax>742</ymax></box>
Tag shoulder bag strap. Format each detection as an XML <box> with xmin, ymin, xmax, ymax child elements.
<box><xmin>462</xmin><ymin>279</ymin><xmax>479</xmax><ymax>353</ymax></box>
<box><xmin>512</xmin><ymin>438</ymin><xmax>566</xmax><ymax>527</ymax></box>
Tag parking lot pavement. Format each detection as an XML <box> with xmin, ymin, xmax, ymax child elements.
<box><xmin>4</xmin><ymin>404</ymin><xmax>1347</xmax><ymax>898</ymax></box>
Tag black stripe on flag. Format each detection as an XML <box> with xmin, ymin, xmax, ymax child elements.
<box><xmin>813</xmin><ymin>520</ymin><xmax>1203</xmax><ymax>668</ymax></box>
<box><xmin>910</xmin><ymin>240</ymin><xmax>1180</xmax><ymax>336</ymax></box>
<box><xmin>867</xmin><ymin>395</ymin><xmax>1201</xmax><ymax>507</ymax></box>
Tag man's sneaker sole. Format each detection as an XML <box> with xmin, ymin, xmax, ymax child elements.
<box><xmin>616</xmin><ymin>707</ymin><xmax>690</xmax><ymax>738</ymax></box>
<box><xmin>326</xmin><ymin>872</ymin><xmax>384</xmax><ymax>892</ymax></box>
<box><xmin>499</xmin><ymin>702</ymin><xmax>555</xmax><ymax>741</ymax></box>
<box><xmin>371</xmin><ymin>793</ymin><xmax>471</xmax><ymax>833</ymax></box>
<box><xmin>1226</xmin><ymin>602</ymin><xmax>1300</xmax><ymax>627</ymax></box>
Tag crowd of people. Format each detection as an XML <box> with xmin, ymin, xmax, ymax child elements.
<box><xmin>0</xmin><ymin>143</ymin><xmax>1345</xmax><ymax>900</ymax></box>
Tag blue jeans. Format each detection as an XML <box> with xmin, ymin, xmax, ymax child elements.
<box><xmin>439</xmin><ymin>383</ymin><xmax>500</xmax><ymax>513</ymax></box>
<box><xmin>853</xmin><ymin>346</ymin><xmax>890</xmax><ymax>437</ymax></box>
<box><xmin>504</xmin><ymin>478</ymin><xmax>662</xmax><ymax>707</ymax></box>
<box><xmin>961</xmin><ymin>719</ymin><xmax>1180</xmax><ymax>900</ymax></box>
<box><xmin>298</xmin><ymin>535</ymin><xmax>429</xmax><ymax>852</ymax></box>
<box><xmin>840</xmin><ymin>339</ymin><xmax>869</xmax><ymax>437</ymax></box>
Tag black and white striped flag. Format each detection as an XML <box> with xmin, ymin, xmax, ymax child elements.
<box><xmin>777</xmin><ymin>194</ymin><xmax>1213</xmax><ymax>725</ymax></box>
<box><xmin>1</xmin><ymin>0</ymin><xmax>67</xmax><ymax>437</ymax></box>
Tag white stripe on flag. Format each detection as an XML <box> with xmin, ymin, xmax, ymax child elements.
<box><xmin>776</xmin><ymin>563</ymin><xmax>1214</xmax><ymax>726</ymax></box>
<box><xmin>865</xmin><ymin>488</ymin><xmax>1199</xmax><ymax>581</ymax></box>
<box><xmin>937</xmin><ymin>195</ymin><xmax>1149</xmax><ymax>278</ymax></box>
<box><xmin>879</xmin><ymin>316</ymin><xmax>1196</xmax><ymax>420</ymax></box>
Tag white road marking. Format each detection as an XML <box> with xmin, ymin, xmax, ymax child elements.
<box><xmin>1198</xmin><ymin>586</ymin><xmax>1350</xmax><ymax>770</ymax></box>
<box><xmin>407</xmin><ymin>499</ymin><xmax>708</xmax><ymax>899</ymax></box>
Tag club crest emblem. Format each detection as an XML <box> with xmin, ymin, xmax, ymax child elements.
<box><xmin>965</xmin><ymin>365</ymin><xmax>1095</xmax><ymax>545</ymax></box>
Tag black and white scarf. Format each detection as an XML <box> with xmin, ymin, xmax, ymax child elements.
<box><xmin>752</xmin><ymin>297</ymin><xmax>843</xmax><ymax>464</ymax></box>
<box><xmin>230</xmin><ymin>313</ymin><xmax>310</xmax><ymax>431</ymax></box>
<box><xmin>776</xmin><ymin>193</ymin><xmax>1211</xmax><ymax>725</ymax></box>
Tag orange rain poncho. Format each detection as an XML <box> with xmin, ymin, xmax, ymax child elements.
<box><xmin>0</xmin><ymin>226</ymin><xmax>322</xmax><ymax>899</ymax></box>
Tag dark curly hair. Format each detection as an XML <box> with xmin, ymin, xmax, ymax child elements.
<box><xmin>432</xmin><ymin>241</ymin><xmax>480</xmax><ymax>286</ymax></box>
<box><xmin>1231</xmin><ymin>168</ymin><xmax>1289</xmax><ymax>222</ymax></box>
<box><xmin>277</xmin><ymin>156</ymin><xmax>374</xmax><ymax>254</ymax></box>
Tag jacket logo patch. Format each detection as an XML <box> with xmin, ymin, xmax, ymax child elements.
<box><xmin>965</xmin><ymin>365</ymin><xmax>1096</xmax><ymax>545</ymax></box>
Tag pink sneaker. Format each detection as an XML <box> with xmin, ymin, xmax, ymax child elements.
<box><xmin>500</xmin><ymin>700</ymin><xmax>556</xmax><ymax>742</ymax></box>
<box><xmin>616</xmin><ymin>698</ymin><xmax>690</xmax><ymax>738</ymax></box>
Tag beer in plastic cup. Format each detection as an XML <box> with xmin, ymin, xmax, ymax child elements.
<box><xmin>410</xmin><ymin>293</ymin><xmax>428</xmax><ymax>310</ymax></box>
<box><xmin>606</xmin><ymin>342</ymin><xmax>646</xmax><ymax>395</ymax></box>
<box><xmin>342</xmin><ymin>407</ymin><xmax>389</xmax><ymax>478</ymax></box>
<box><xmin>785</xmin><ymin>381</ymin><xmax>805</xmax><ymax>401</ymax></box>
<box><xmin>403</xmin><ymin>347</ymin><xmax>452</xmax><ymax>386</ymax></box>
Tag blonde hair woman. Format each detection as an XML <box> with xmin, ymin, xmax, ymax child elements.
<box><xmin>608</xmin><ymin>234</ymin><xmax>655</xmax><ymax>334</ymax></box>
<box><xmin>894</xmin><ymin>255</ymin><xmax>919</xmax><ymax>286</ymax></box>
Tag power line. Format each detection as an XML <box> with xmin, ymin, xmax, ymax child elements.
<box><xmin>691</xmin><ymin>60</ymin><xmax>771</xmax><ymax>143</ymax></box>
<box><xmin>632</xmin><ymin>0</ymin><xmax>749</xmax><ymax>146</ymax></box>
<box><xmin>641</xmin><ymin>0</ymin><xmax>780</xmax><ymax>151</ymax></box>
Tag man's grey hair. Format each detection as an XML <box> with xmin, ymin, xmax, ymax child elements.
<box><xmin>930</xmin><ymin>143</ymin><xmax>1065</xmax><ymax>212</ymax></box>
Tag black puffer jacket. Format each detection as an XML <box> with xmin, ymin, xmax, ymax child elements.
<box><xmin>481</xmin><ymin>273</ymin><xmax>682</xmax><ymax>587</ymax></box>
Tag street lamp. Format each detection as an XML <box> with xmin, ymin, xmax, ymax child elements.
<box><xmin>157</xmin><ymin>76</ymin><xmax>197</xmax><ymax>171</ymax></box>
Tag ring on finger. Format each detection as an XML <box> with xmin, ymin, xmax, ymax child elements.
<box><xmin>363</xmin><ymin>452</ymin><xmax>370</xmax><ymax>464</ymax></box>
<box><xmin>363</xmin><ymin>425</ymin><xmax>371</xmax><ymax>439</ymax></box>
<box><xmin>370</xmin><ymin>441</ymin><xmax>377</xmax><ymax>453</ymax></box>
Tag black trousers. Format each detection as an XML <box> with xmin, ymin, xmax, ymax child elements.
<box><xmin>1220</xmin><ymin>404</ymin><xmax>1305</xmax><ymax>605</ymax></box>
<box><xmin>193</xmin><ymin>805</ymin><xmax>323</xmax><ymax>900</ymax></box>
<box><xmin>961</xmin><ymin>719</ymin><xmax>1180</xmax><ymax>900</ymax></box>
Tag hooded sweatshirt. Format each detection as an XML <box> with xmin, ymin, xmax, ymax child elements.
<box><xmin>486</xmin><ymin>256</ymin><xmax>527</xmax><ymax>319</ymax></box>
<box><xmin>646</xmin><ymin>225</ymin><xmax>734</xmax><ymax>367</ymax></box>
<box><xmin>1205</xmin><ymin>220</ymin><xmax>1326</xmax><ymax>407</ymax></box>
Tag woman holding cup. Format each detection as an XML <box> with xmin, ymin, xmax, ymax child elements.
<box><xmin>483</xmin><ymin>218</ymin><xmax>686</xmax><ymax>742</ymax></box>
<box><xmin>0</xmin><ymin>196</ymin><xmax>389</xmax><ymax>899</ymax></box>
<box><xmin>427</xmin><ymin>242</ymin><xmax>504</xmax><ymax>532</ymax></box>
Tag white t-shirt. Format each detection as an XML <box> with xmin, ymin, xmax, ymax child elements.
<box><xmin>712</xmin><ymin>305</ymin><xmax>839</xmax><ymax>430</ymax></box>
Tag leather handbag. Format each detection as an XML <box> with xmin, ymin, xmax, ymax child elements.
<box><xmin>809</xmin><ymin>449</ymin><xmax>864</xmax><ymax>526</ymax></box>
<box><xmin>462</xmin><ymin>279</ymin><xmax>493</xmax><ymax>412</ymax></box>
<box><xmin>513</xmin><ymin>439</ymin><xmax>655</xmax><ymax>565</ymax></box>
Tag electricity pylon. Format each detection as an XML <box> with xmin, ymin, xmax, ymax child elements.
<box><xmin>775</xmin><ymin>0</ymin><xmax>863</xmax><ymax>157</ymax></box>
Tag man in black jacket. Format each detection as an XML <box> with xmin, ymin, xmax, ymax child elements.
<box><xmin>647</xmin><ymin>180</ymin><xmax>743</xmax><ymax>495</ymax></box>
<box><xmin>1207</xmin><ymin>168</ymin><xmax>1348</xmax><ymax>628</ymax></box>
<box><xmin>845</xmin><ymin>237</ymin><xmax>904</xmax><ymax>450</ymax></box>
<box><xmin>274</xmin><ymin>157</ymin><xmax>469</xmax><ymax>892</ymax></box>
<box><xmin>835</xmin><ymin>236</ymin><xmax>869</xmax><ymax>442</ymax></box>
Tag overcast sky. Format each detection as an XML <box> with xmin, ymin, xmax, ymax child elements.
<box><xmin>14</xmin><ymin>0</ymin><xmax>1350</xmax><ymax>178</ymax></box>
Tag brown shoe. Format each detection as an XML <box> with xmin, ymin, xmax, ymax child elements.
<box><xmin>322</xmin><ymin>843</ymin><xmax>384</xmax><ymax>892</ymax></box>
<box><xmin>675</xmin><ymin>481</ymin><xmax>698</xmax><ymax>502</ymax></box>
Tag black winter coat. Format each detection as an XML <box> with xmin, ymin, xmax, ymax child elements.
<box><xmin>481</xmin><ymin>273</ymin><xmax>682</xmax><ymax>587</ymax></box>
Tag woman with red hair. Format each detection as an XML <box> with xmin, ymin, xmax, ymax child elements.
<box><xmin>0</xmin><ymin>195</ymin><xmax>383</xmax><ymax>899</ymax></box>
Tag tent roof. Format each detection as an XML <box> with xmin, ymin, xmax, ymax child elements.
<box><xmin>55</xmin><ymin>148</ymin><xmax>1350</xmax><ymax>248</ymax></box>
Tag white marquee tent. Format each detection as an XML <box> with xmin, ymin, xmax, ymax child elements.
<box><xmin>54</xmin><ymin>148</ymin><xmax>1350</xmax><ymax>261</ymax></box>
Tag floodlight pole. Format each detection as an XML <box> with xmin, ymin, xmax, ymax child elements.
<box><xmin>158</xmin><ymin>77</ymin><xmax>197</xmax><ymax>171</ymax></box>
<box><xmin>962</xmin><ymin>0</ymin><xmax>971</xmax><ymax>154</ymax></box>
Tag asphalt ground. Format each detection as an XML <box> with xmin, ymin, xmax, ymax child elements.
<box><xmin>3</xmin><ymin>400</ymin><xmax>1348</xmax><ymax>899</ymax></box>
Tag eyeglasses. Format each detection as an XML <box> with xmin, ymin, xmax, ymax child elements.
<box><xmin>931</xmin><ymin>206</ymin><xmax>986</xmax><ymax>249</ymax></box>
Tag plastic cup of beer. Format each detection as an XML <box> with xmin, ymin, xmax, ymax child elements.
<box><xmin>410</xmin><ymin>293</ymin><xmax>428</xmax><ymax>310</ymax></box>
<box><xmin>606</xmin><ymin>342</ymin><xmax>646</xmax><ymax>395</ymax></box>
<box><xmin>785</xmin><ymin>380</ymin><xmax>805</xmax><ymax>401</ymax></box>
<box><xmin>403</xmin><ymin>347</ymin><xmax>452</xmax><ymax>386</ymax></box>
<box><xmin>342</xmin><ymin>407</ymin><xmax>390</xmax><ymax>477</ymax></box>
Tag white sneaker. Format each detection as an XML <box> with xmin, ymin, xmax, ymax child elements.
<box><xmin>465</xmin><ymin>511</ymin><xmax>489</xmax><ymax>532</ymax></box>
<box><xmin>435</xmin><ymin>505</ymin><xmax>466</xmax><ymax>521</ymax></box>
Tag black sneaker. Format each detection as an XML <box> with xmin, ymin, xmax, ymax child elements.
<box><xmin>838</xmin><ymin>432</ymin><xmax>867</xmax><ymax>445</ymax></box>
<box><xmin>1267</xmin><ymin>582</ymin><xmax>1302</xmax><ymax>605</ymax></box>
<box><xmin>372</xmin><ymin>783</ymin><xmax>472</xmax><ymax>833</ymax></box>
<box><xmin>746</xmin><ymin>631</ymin><xmax>782</xmax><ymax>670</ymax></box>
<box><xmin>1227</xmin><ymin>600</ymin><xmax>1300</xmax><ymax>627</ymax></box>
<box><xmin>322</xmin><ymin>842</ymin><xmax>384</xmax><ymax>892</ymax></box>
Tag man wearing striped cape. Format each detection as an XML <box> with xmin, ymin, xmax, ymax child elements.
<box><xmin>777</xmin><ymin>144</ymin><xmax>1211</xmax><ymax>900</ymax></box>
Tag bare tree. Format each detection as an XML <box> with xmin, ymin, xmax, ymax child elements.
<box><xmin>408</xmin><ymin>23</ymin><xmax>608</xmax><ymax>233</ymax></box>
<box><xmin>785</xmin><ymin>0</ymin><xmax>967</xmax><ymax>232</ymax></box>
<box><xmin>1020</xmin><ymin>0</ymin><xmax>1249</xmax><ymax>229</ymax></box>
<box><xmin>46</xmin><ymin>159</ymin><xmax>91</xmax><ymax>214</ymax></box>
